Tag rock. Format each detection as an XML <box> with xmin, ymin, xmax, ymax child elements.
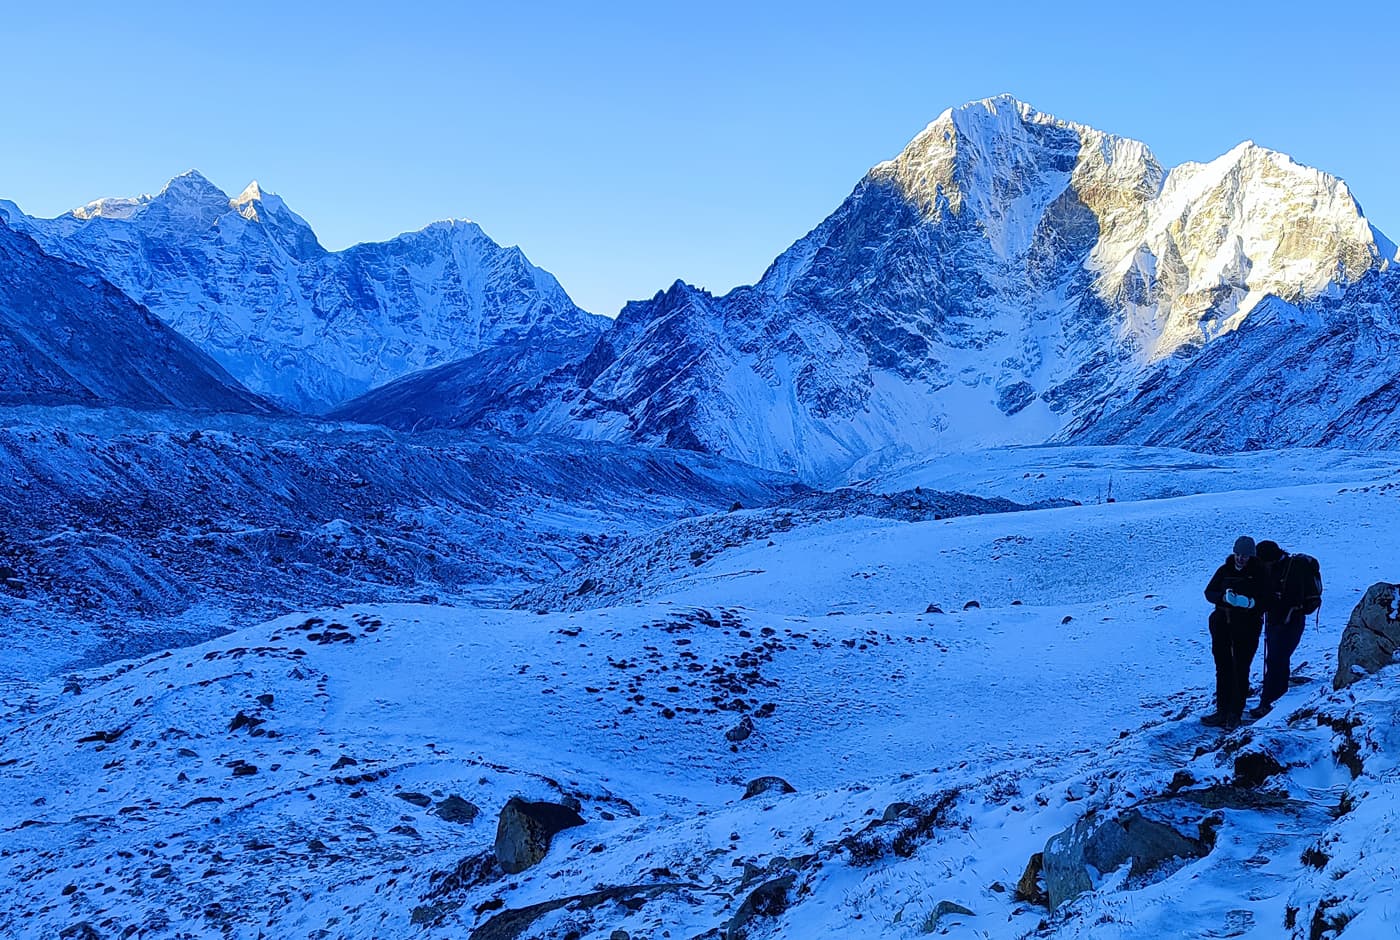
<box><xmin>923</xmin><ymin>900</ymin><xmax>975</xmax><ymax>931</ymax></box>
<box><xmin>231</xmin><ymin>764</ymin><xmax>258</xmax><ymax>777</ymax></box>
<box><xmin>330</xmin><ymin>755</ymin><xmax>358</xmax><ymax>770</ymax></box>
<box><xmin>256</xmin><ymin>693</ymin><xmax>275</xmax><ymax>707</ymax></box>
<box><xmin>963</xmin><ymin>600</ymin><xmax>980</xmax><ymax>610</ymax></box>
<box><xmin>410</xmin><ymin>902</ymin><xmax>459</xmax><ymax>927</ymax></box>
<box><xmin>725</xmin><ymin>716</ymin><xmax>755</xmax><ymax>742</ymax></box>
<box><xmin>610</xmin><ymin>931</ymin><xmax>631</xmax><ymax>940</ymax></box>
<box><xmin>433</xmin><ymin>795</ymin><xmax>481</xmax><ymax>824</ymax></box>
<box><xmin>1167</xmin><ymin>770</ymin><xmax>1196</xmax><ymax>792</ymax></box>
<box><xmin>924</xmin><ymin>604</ymin><xmax>944</xmax><ymax>614</ymax></box>
<box><xmin>470</xmin><ymin>883</ymin><xmax>693</xmax><ymax>940</ymax></box>
<box><xmin>493</xmin><ymin>797</ymin><xmax>585</xmax><ymax>874</ymax></box>
<box><xmin>725</xmin><ymin>874</ymin><xmax>795</xmax><ymax>940</ymax></box>
<box><xmin>1042</xmin><ymin>802</ymin><xmax>1215</xmax><ymax>909</ymax></box>
<box><xmin>1334</xmin><ymin>582</ymin><xmax>1400</xmax><ymax>689</ymax></box>
<box><xmin>395</xmin><ymin>791</ymin><xmax>433</xmax><ymax>807</ymax></box>
<box><xmin>742</xmin><ymin>776</ymin><xmax>795</xmax><ymax>800</ymax></box>
<box><xmin>882</xmin><ymin>801</ymin><xmax>914</xmax><ymax>822</ymax></box>
<box><xmin>228</xmin><ymin>711</ymin><xmax>264</xmax><ymax>733</ymax></box>
<box><xmin>1233</xmin><ymin>749</ymin><xmax>1286</xmax><ymax>788</ymax></box>
<box><xmin>1015</xmin><ymin>852</ymin><xmax>1048</xmax><ymax>906</ymax></box>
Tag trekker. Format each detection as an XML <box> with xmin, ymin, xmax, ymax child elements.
<box><xmin>1201</xmin><ymin>536</ymin><xmax>1270</xmax><ymax>730</ymax></box>
<box><xmin>1250</xmin><ymin>540</ymin><xmax>1312</xmax><ymax>718</ymax></box>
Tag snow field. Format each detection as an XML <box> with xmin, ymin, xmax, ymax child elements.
<box><xmin>2</xmin><ymin>446</ymin><xmax>1398</xmax><ymax>938</ymax></box>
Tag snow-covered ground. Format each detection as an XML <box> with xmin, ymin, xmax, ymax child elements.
<box><xmin>0</xmin><ymin>405</ymin><xmax>801</xmax><ymax>711</ymax></box>
<box><xmin>1</xmin><ymin>445</ymin><xmax>1397</xmax><ymax>939</ymax></box>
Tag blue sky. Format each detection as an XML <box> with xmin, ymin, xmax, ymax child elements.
<box><xmin>2</xmin><ymin>1</ymin><xmax>1395</xmax><ymax>315</ymax></box>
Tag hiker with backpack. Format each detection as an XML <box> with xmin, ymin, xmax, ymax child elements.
<box><xmin>1250</xmin><ymin>540</ymin><xmax>1323</xmax><ymax>718</ymax></box>
<box><xmin>1201</xmin><ymin>536</ymin><xmax>1271</xmax><ymax>730</ymax></box>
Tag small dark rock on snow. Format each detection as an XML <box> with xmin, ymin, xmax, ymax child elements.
<box><xmin>742</xmin><ymin>776</ymin><xmax>796</xmax><ymax>800</ymax></box>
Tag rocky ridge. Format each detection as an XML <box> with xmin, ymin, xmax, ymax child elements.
<box><xmin>0</xmin><ymin>174</ymin><xmax>605</xmax><ymax>411</ymax></box>
<box><xmin>339</xmin><ymin>96</ymin><xmax>1400</xmax><ymax>481</ymax></box>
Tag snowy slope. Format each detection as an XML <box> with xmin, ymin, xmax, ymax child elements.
<box><xmin>340</xmin><ymin>96</ymin><xmax>1400</xmax><ymax>481</ymax></box>
<box><xmin>3</xmin><ymin>446</ymin><xmax>1399</xmax><ymax>939</ymax></box>
<box><xmin>0</xmin><ymin>217</ymin><xmax>271</xmax><ymax>413</ymax></box>
<box><xmin>0</xmin><ymin>406</ymin><xmax>802</xmax><ymax>695</ymax></box>
<box><xmin>0</xmin><ymin>174</ymin><xmax>606</xmax><ymax>411</ymax></box>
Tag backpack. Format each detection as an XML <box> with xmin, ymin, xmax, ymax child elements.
<box><xmin>1288</xmin><ymin>553</ymin><xmax>1323</xmax><ymax>616</ymax></box>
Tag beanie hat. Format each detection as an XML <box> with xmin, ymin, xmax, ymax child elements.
<box><xmin>1233</xmin><ymin>535</ymin><xmax>1257</xmax><ymax>557</ymax></box>
<box><xmin>1255</xmin><ymin>540</ymin><xmax>1283</xmax><ymax>564</ymax></box>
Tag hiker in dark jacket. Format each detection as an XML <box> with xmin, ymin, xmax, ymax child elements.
<box><xmin>1201</xmin><ymin>535</ymin><xmax>1270</xmax><ymax>729</ymax></box>
<box><xmin>1251</xmin><ymin>540</ymin><xmax>1308</xmax><ymax>718</ymax></box>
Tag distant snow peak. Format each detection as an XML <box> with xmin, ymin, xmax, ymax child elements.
<box><xmin>71</xmin><ymin>195</ymin><xmax>150</xmax><ymax>221</ymax></box>
<box><xmin>7</xmin><ymin>175</ymin><xmax>599</xmax><ymax>410</ymax></box>
<box><xmin>231</xmin><ymin>180</ymin><xmax>282</xmax><ymax>223</ymax></box>
<box><xmin>159</xmin><ymin>169</ymin><xmax>226</xmax><ymax>201</ymax></box>
<box><xmin>233</xmin><ymin>180</ymin><xmax>267</xmax><ymax>206</ymax></box>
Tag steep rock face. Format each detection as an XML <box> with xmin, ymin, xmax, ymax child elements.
<box><xmin>0</xmin><ymin>173</ymin><xmax>605</xmax><ymax>411</ymax></box>
<box><xmin>343</xmin><ymin>96</ymin><xmax>1398</xmax><ymax>480</ymax></box>
<box><xmin>0</xmin><ymin>217</ymin><xmax>270</xmax><ymax>413</ymax></box>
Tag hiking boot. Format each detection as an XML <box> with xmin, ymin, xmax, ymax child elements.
<box><xmin>1222</xmin><ymin>715</ymin><xmax>1241</xmax><ymax>731</ymax></box>
<box><xmin>1249</xmin><ymin>701</ymin><xmax>1274</xmax><ymax>720</ymax></box>
<box><xmin>1200</xmin><ymin>712</ymin><xmax>1228</xmax><ymax>727</ymax></box>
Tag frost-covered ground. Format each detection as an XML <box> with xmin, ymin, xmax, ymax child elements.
<box><xmin>1</xmin><ymin>445</ymin><xmax>1398</xmax><ymax>939</ymax></box>
<box><xmin>0</xmin><ymin>405</ymin><xmax>801</xmax><ymax>712</ymax></box>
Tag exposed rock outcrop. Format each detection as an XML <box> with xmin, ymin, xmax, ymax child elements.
<box><xmin>1334</xmin><ymin>582</ymin><xmax>1400</xmax><ymax>689</ymax></box>
<box><xmin>1041</xmin><ymin>802</ymin><xmax>1217</xmax><ymax>910</ymax></box>
<box><xmin>492</xmin><ymin>797</ymin><xmax>585</xmax><ymax>874</ymax></box>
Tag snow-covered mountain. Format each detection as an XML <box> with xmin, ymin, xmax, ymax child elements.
<box><xmin>0</xmin><ymin>216</ymin><xmax>270</xmax><ymax>413</ymax></box>
<box><xmin>339</xmin><ymin>96</ymin><xmax>1400</xmax><ymax>480</ymax></box>
<box><xmin>0</xmin><ymin>173</ymin><xmax>606</xmax><ymax>411</ymax></box>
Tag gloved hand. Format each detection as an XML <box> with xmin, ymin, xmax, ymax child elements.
<box><xmin>1224</xmin><ymin>589</ymin><xmax>1255</xmax><ymax>609</ymax></box>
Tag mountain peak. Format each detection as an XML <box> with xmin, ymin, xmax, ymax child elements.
<box><xmin>160</xmin><ymin>170</ymin><xmax>227</xmax><ymax>200</ymax></box>
<box><xmin>947</xmin><ymin>93</ymin><xmax>1039</xmax><ymax>121</ymax></box>
<box><xmin>224</xmin><ymin>180</ymin><xmax>325</xmax><ymax>260</ymax></box>
<box><xmin>866</xmin><ymin>94</ymin><xmax>1160</xmax><ymax>260</ymax></box>
<box><xmin>233</xmin><ymin>181</ymin><xmax>268</xmax><ymax>206</ymax></box>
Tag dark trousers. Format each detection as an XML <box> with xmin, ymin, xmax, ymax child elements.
<box><xmin>1208</xmin><ymin>609</ymin><xmax>1261</xmax><ymax>719</ymax></box>
<box><xmin>1261</xmin><ymin>610</ymin><xmax>1306</xmax><ymax>706</ymax></box>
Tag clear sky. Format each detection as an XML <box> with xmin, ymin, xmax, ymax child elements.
<box><xmin>2</xmin><ymin>1</ymin><xmax>1395</xmax><ymax>316</ymax></box>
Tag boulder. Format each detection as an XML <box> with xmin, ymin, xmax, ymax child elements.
<box><xmin>1233</xmin><ymin>750</ymin><xmax>1286</xmax><ymax>789</ymax></box>
<box><xmin>493</xmin><ymin>797</ymin><xmax>585</xmax><ymax>874</ymax></box>
<box><xmin>1334</xmin><ymin>582</ymin><xmax>1400</xmax><ymax>689</ymax></box>
<box><xmin>726</xmin><ymin>716</ymin><xmax>755</xmax><ymax>743</ymax></box>
<box><xmin>924</xmin><ymin>901</ymin><xmax>974</xmax><ymax>931</ymax></box>
<box><xmin>433</xmin><ymin>795</ymin><xmax>481</xmax><ymax>824</ymax></box>
<box><xmin>1014</xmin><ymin>852</ymin><xmax>1048</xmax><ymax>906</ymax></box>
<box><xmin>725</xmin><ymin>874</ymin><xmax>795</xmax><ymax>940</ymax></box>
<box><xmin>882</xmin><ymin>801</ymin><xmax>915</xmax><ymax>822</ymax></box>
<box><xmin>742</xmin><ymin>776</ymin><xmax>795</xmax><ymax>800</ymax></box>
<box><xmin>1041</xmin><ymin>802</ymin><xmax>1215</xmax><ymax>909</ymax></box>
